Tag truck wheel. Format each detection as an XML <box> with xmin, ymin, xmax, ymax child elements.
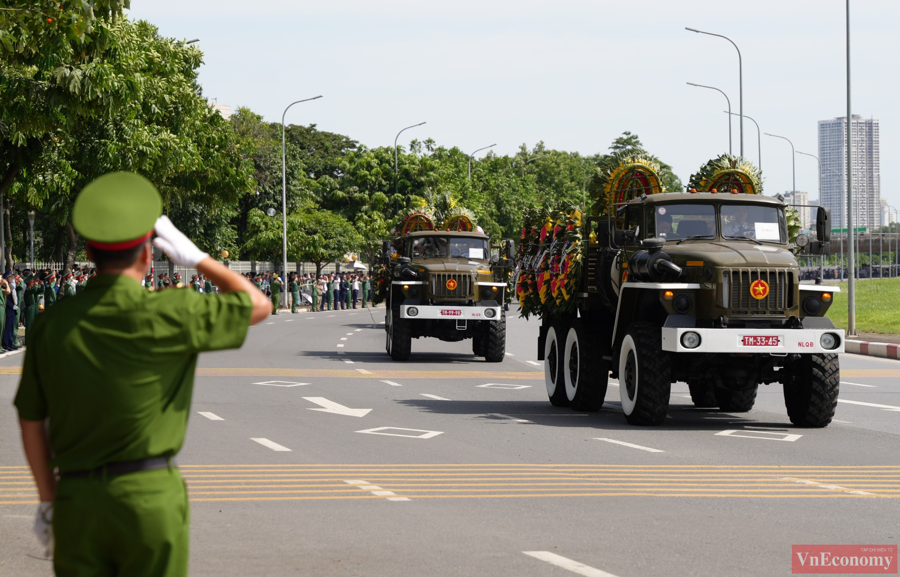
<box><xmin>472</xmin><ymin>332</ymin><xmax>486</xmax><ymax>357</ymax></box>
<box><xmin>687</xmin><ymin>380</ymin><xmax>718</xmax><ymax>408</ymax></box>
<box><xmin>783</xmin><ymin>353</ymin><xmax>839</xmax><ymax>427</ymax></box>
<box><xmin>618</xmin><ymin>322</ymin><xmax>670</xmax><ymax>425</ymax></box>
<box><xmin>483</xmin><ymin>313</ymin><xmax>506</xmax><ymax>363</ymax></box>
<box><xmin>387</xmin><ymin>305</ymin><xmax>412</xmax><ymax>361</ymax></box>
<box><xmin>544</xmin><ymin>322</ymin><xmax>570</xmax><ymax>407</ymax></box>
<box><xmin>563</xmin><ymin>321</ymin><xmax>608</xmax><ymax>411</ymax></box>
<box><xmin>714</xmin><ymin>385</ymin><xmax>757</xmax><ymax>412</ymax></box>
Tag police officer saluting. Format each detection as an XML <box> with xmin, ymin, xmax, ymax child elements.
<box><xmin>14</xmin><ymin>172</ymin><xmax>271</xmax><ymax>576</ymax></box>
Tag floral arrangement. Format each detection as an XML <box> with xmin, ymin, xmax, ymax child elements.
<box><xmin>687</xmin><ymin>154</ymin><xmax>763</xmax><ymax>194</ymax></box>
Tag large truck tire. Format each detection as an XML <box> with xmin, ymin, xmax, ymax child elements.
<box><xmin>618</xmin><ymin>322</ymin><xmax>671</xmax><ymax>425</ymax></box>
<box><xmin>387</xmin><ymin>304</ymin><xmax>412</xmax><ymax>361</ymax></box>
<box><xmin>544</xmin><ymin>321</ymin><xmax>570</xmax><ymax>407</ymax></box>
<box><xmin>687</xmin><ymin>380</ymin><xmax>718</xmax><ymax>408</ymax></box>
<box><xmin>483</xmin><ymin>313</ymin><xmax>506</xmax><ymax>363</ymax></box>
<box><xmin>714</xmin><ymin>385</ymin><xmax>758</xmax><ymax>412</ymax></box>
<box><xmin>472</xmin><ymin>333</ymin><xmax>486</xmax><ymax>357</ymax></box>
<box><xmin>563</xmin><ymin>321</ymin><xmax>608</xmax><ymax>411</ymax></box>
<box><xmin>783</xmin><ymin>353</ymin><xmax>839</xmax><ymax>427</ymax></box>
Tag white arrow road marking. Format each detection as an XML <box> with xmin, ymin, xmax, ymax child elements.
<box><xmin>303</xmin><ymin>397</ymin><xmax>372</xmax><ymax>417</ymax></box>
<box><xmin>251</xmin><ymin>438</ymin><xmax>291</xmax><ymax>452</ymax></box>
<box><xmin>838</xmin><ymin>399</ymin><xmax>900</xmax><ymax>411</ymax></box>
<box><xmin>381</xmin><ymin>380</ymin><xmax>403</xmax><ymax>387</ymax></box>
<box><xmin>523</xmin><ymin>551</ymin><xmax>620</xmax><ymax>577</ymax></box>
<box><xmin>595</xmin><ymin>438</ymin><xmax>664</xmax><ymax>453</ymax></box>
<box><xmin>715</xmin><ymin>429</ymin><xmax>802</xmax><ymax>442</ymax></box>
<box><xmin>487</xmin><ymin>413</ymin><xmax>531</xmax><ymax>423</ymax></box>
<box><xmin>841</xmin><ymin>381</ymin><xmax>876</xmax><ymax>387</ymax></box>
<box><xmin>254</xmin><ymin>381</ymin><xmax>310</xmax><ymax>387</ymax></box>
<box><xmin>356</xmin><ymin>427</ymin><xmax>443</xmax><ymax>439</ymax></box>
<box><xmin>780</xmin><ymin>477</ymin><xmax>875</xmax><ymax>496</ymax></box>
<box><xmin>356</xmin><ymin>369</ymin><xmax>373</xmax><ymax>375</ymax></box>
<box><xmin>343</xmin><ymin>480</ymin><xmax>410</xmax><ymax>501</ymax></box>
<box><xmin>420</xmin><ymin>394</ymin><xmax>450</xmax><ymax>401</ymax></box>
<box><xmin>197</xmin><ymin>412</ymin><xmax>223</xmax><ymax>421</ymax></box>
<box><xmin>477</xmin><ymin>383</ymin><xmax>532</xmax><ymax>390</ymax></box>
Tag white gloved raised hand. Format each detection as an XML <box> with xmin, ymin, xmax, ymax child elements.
<box><xmin>153</xmin><ymin>216</ymin><xmax>209</xmax><ymax>268</ymax></box>
<box><xmin>33</xmin><ymin>501</ymin><xmax>53</xmax><ymax>550</ymax></box>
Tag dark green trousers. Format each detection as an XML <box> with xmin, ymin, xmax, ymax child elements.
<box><xmin>291</xmin><ymin>291</ymin><xmax>300</xmax><ymax>313</ymax></box>
<box><xmin>53</xmin><ymin>467</ymin><xmax>189</xmax><ymax>577</ymax></box>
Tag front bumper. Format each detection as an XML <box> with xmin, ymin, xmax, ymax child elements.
<box><xmin>661</xmin><ymin>327</ymin><xmax>845</xmax><ymax>354</ymax></box>
<box><xmin>399</xmin><ymin>304</ymin><xmax>501</xmax><ymax>321</ymax></box>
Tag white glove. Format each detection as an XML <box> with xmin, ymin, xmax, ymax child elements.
<box><xmin>33</xmin><ymin>501</ymin><xmax>53</xmax><ymax>550</ymax></box>
<box><xmin>153</xmin><ymin>216</ymin><xmax>209</xmax><ymax>268</ymax></box>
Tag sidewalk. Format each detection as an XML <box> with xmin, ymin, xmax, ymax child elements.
<box><xmin>845</xmin><ymin>339</ymin><xmax>900</xmax><ymax>360</ymax></box>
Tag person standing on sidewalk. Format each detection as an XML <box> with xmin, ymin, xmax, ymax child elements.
<box><xmin>351</xmin><ymin>275</ymin><xmax>360</xmax><ymax>309</ymax></box>
<box><xmin>13</xmin><ymin>172</ymin><xmax>270</xmax><ymax>577</ymax></box>
<box><xmin>270</xmin><ymin>273</ymin><xmax>283</xmax><ymax>315</ymax></box>
<box><xmin>1</xmin><ymin>273</ymin><xmax>16</xmax><ymax>351</ymax></box>
<box><xmin>289</xmin><ymin>273</ymin><xmax>300</xmax><ymax>314</ymax></box>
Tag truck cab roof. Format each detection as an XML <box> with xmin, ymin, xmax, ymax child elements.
<box><xmin>631</xmin><ymin>192</ymin><xmax>784</xmax><ymax>207</ymax></box>
<box><xmin>404</xmin><ymin>230</ymin><xmax>490</xmax><ymax>239</ymax></box>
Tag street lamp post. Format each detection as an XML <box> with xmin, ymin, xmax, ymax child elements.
<box><xmin>282</xmin><ymin>95</ymin><xmax>323</xmax><ymax>309</ymax></box>
<box><xmin>394</xmin><ymin>122</ymin><xmax>426</xmax><ymax>195</ymax></box>
<box><xmin>846</xmin><ymin>0</ymin><xmax>856</xmax><ymax>336</ymax></box>
<box><xmin>467</xmin><ymin>144</ymin><xmax>496</xmax><ymax>180</ymax></box>
<box><xmin>27</xmin><ymin>210</ymin><xmax>35</xmax><ymax>269</ymax></box>
<box><xmin>724</xmin><ymin>111</ymin><xmax>761</xmax><ymax>170</ymax></box>
<box><xmin>687</xmin><ymin>83</ymin><xmax>731</xmax><ymax>155</ymax></box>
<box><xmin>797</xmin><ymin>151</ymin><xmax>841</xmax><ymax>282</ymax></box>
<box><xmin>522</xmin><ymin>153</ymin><xmax>551</xmax><ymax>178</ymax></box>
<box><xmin>764</xmin><ymin>133</ymin><xmax>795</xmax><ymax>197</ymax></box>
<box><xmin>686</xmin><ymin>27</ymin><xmax>743</xmax><ymax>157</ymax></box>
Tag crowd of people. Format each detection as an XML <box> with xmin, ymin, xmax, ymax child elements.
<box><xmin>239</xmin><ymin>270</ymin><xmax>375</xmax><ymax>315</ymax></box>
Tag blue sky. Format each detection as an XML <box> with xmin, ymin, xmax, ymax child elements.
<box><xmin>128</xmin><ymin>1</ymin><xmax>900</xmax><ymax>211</ymax></box>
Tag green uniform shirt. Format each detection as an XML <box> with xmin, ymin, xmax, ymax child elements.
<box><xmin>14</xmin><ymin>274</ymin><xmax>252</xmax><ymax>472</ymax></box>
<box><xmin>65</xmin><ymin>283</ymin><xmax>76</xmax><ymax>298</ymax></box>
<box><xmin>271</xmin><ymin>279</ymin><xmax>282</xmax><ymax>295</ymax></box>
<box><xmin>44</xmin><ymin>284</ymin><xmax>57</xmax><ymax>307</ymax></box>
<box><xmin>289</xmin><ymin>280</ymin><xmax>299</xmax><ymax>294</ymax></box>
<box><xmin>204</xmin><ymin>280</ymin><xmax>213</xmax><ymax>294</ymax></box>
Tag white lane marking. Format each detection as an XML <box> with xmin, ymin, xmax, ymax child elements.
<box><xmin>526</xmin><ymin>360</ymin><xmax>542</xmax><ymax>366</ymax></box>
<box><xmin>381</xmin><ymin>380</ymin><xmax>403</xmax><ymax>387</ymax></box>
<box><xmin>343</xmin><ymin>479</ymin><xmax>410</xmax><ymax>501</ymax></box>
<box><xmin>346</xmin><ymin>333</ymin><xmax>354</xmax><ymax>336</ymax></box>
<box><xmin>197</xmin><ymin>412</ymin><xmax>224</xmax><ymax>421</ymax></box>
<box><xmin>327</xmin><ymin>315</ymin><xmax>335</xmax><ymax>318</ymax></box>
<box><xmin>340</xmin><ymin>337</ymin><xmax>348</xmax><ymax>341</ymax></box>
<box><xmin>337</xmin><ymin>344</ymin><xmax>345</xmax><ymax>348</ymax></box>
<box><xmin>344</xmin><ymin>360</ymin><xmax>355</xmax><ymax>364</ymax></box>
<box><xmin>716</xmin><ymin>429</ymin><xmax>802</xmax><ymax>442</ymax></box>
<box><xmin>251</xmin><ymin>438</ymin><xmax>291</xmax><ymax>452</ymax></box>
<box><xmin>595</xmin><ymin>438</ymin><xmax>664</xmax><ymax>453</ymax></box>
<box><xmin>832</xmin><ymin>419</ymin><xmax>852</xmax><ymax>424</ymax></box>
<box><xmin>523</xmin><ymin>551</ymin><xmax>620</xmax><ymax>577</ymax></box>
<box><xmin>254</xmin><ymin>381</ymin><xmax>310</xmax><ymax>387</ymax></box>
<box><xmin>505</xmin><ymin>352</ymin><xmax>515</xmax><ymax>356</ymax></box>
<box><xmin>348</xmin><ymin>313</ymin><xmax>357</xmax><ymax>316</ymax></box>
<box><xmin>477</xmin><ymin>383</ymin><xmax>531</xmax><ymax>390</ymax></box>
<box><xmin>356</xmin><ymin>427</ymin><xmax>443</xmax><ymax>439</ymax></box>
<box><xmin>303</xmin><ymin>397</ymin><xmax>372</xmax><ymax>417</ymax></box>
<box><xmin>840</xmin><ymin>381</ymin><xmax>876</xmax><ymax>388</ymax></box>
<box><xmin>780</xmin><ymin>477</ymin><xmax>875</xmax><ymax>496</ymax></box>
<box><xmin>356</xmin><ymin>369</ymin><xmax>373</xmax><ymax>375</ymax></box>
<box><xmin>266</xmin><ymin>322</ymin><xmax>274</xmax><ymax>325</ymax></box>
<box><xmin>487</xmin><ymin>413</ymin><xmax>531</xmax><ymax>423</ymax></box>
<box><xmin>837</xmin><ymin>399</ymin><xmax>900</xmax><ymax>412</ymax></box>
<box><xmin>355</xmin><ymin>329</ymin><xmax>363</xmax><ymax>332</ymax></box>
<box><xmin>285</xmin><ymin>319</ymin><xmax>294</xmax><ymax>322</ymax></box>
<box><xmin>420</xmin><ymin>394</ymin><xmax>450</xmax><ymax>401</ymax></box>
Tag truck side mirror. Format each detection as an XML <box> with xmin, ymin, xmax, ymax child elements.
<box><xmin>505</xmin><ymin>239</ymin><xmax>515</xmax><ymax>260</ymax></box>
<box><xmin>381</xmin><ymin>240</ymin><xmax>392</xmax><ymax>265</ymax></box>
<box><xmin>816</xmin><ymin>207</ymin><xmax>831</xmax><ymax>243</ymax></box>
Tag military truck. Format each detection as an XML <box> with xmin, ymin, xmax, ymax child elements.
<box><xmin>378</xmin><ymin>210</ymin><xmax>514</xmax><ymax>362</ymax></box>
<box><xmin>517</xmin><ymin>155</ymin><xmax>844</xmax><ymax>427</ymax></box>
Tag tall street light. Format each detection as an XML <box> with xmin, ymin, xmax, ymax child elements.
<box><xmin>686</xmin><ymin>27</ymin><xmax>743</xmax><ymax>157</ymax></box>
<box><xmin>394</xmin><ymin>122</ymin><xmax>426</xmax><ymax>195</ymax></box>
<box><xmin>687</xmin><ymin>82</ymin><xmax>731</xmax><ymax>155</ymax></box>
<box><xmin>467</xmin><ymin>144</ymin><xmax>496</xmax><ymax>180</ymax></box>
<box><xmin>27</xmin><ymin>210</ymin><xmax>35</xmax><ymax>269</ymax></box>
<box><xmin>845</xmin><ymin>0</ymin><xmax>856</xmax><ymax>336</ymax></box>
<box><xmin>725</xmin><ymin>111</ymin><xmax>761</xmax><ymax>170</ymax></box>
<box><xmin>522</xmin><ymin>153</ymin><xmax>551</xmax><ymax>178</ymax></box>
<box><xmin>764</xmin><ymin>133</ymin><xmax>795</xmax><ymax>197</ymax></box>
<box><xmin>282</xmin><ymin>95</ymin><xmax>323</xmax><ymax>308</ymax></box>
<box><xmin>797</xmin><ymin>151</ymin><xmax>839</xmax><ymax>282</ymax></box>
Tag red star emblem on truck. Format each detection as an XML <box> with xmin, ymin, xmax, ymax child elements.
<box><xmin>446</xmin><ymin>279</ymin><xmax>458</xmax><ymax>290</ymax></box>
<box><xmin>750</xmin><ymin>279</ymin><xmax>769</xmax><ymax>300</ymax></box>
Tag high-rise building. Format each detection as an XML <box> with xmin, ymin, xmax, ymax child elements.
<box><xmin>817</xmin><ymin>115</ymin><xmax>880</xmax><ymax>231</ymax></box>
<box><xmin>211</xmin><ymin>102</ymin><xmax>232</xmax><ymax>120</ymax></box>
<box><xmin>783</xmin><ymin>190</ymin><xmax>810</xmax><ymax>230</ymax></box>
<box><xmin>882</xmin><ymin>198</ymin><xmax>892</xmax><ymax>228</ymax></box>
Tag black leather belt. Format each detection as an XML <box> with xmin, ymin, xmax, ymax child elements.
<box><xmin>59</xmin><ymin>457</ymin><xmax>172</xmax><ymax>479</ymax></box>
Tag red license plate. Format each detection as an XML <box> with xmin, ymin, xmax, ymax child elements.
<box><xmin>743</xmin><ymin>335</ymin><xmax>780</xmax><ymax>346</ymax></box>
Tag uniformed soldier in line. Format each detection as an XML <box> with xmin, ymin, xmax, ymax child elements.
<box><xmin>23</xmin><ymin>275</ymin><xmax>39</xmax><ymax>327</ymax></box>
<box><xmin>143</xmin><ymin>272</ymin><xmax>154</xmax><ymax>291</ymax></box>
<box><xmin>14</xmin><ymin>172</ymin><xmax>271</xmax><ymax>577</ymax></box>
<box><xmin>190</xmin><ymin>274</ymin><xmax>201</xmax><ymax>292</ymax></box>
<box><xmin>362</xmin><ymin>275</ymin><xmax>369</xmax><ymax>308</ymax></box>
<box><xmin>157</xmin><ymin>273</ymin><xmax>167</xmax><ymax>291</ymax></box>
<box><xmin>289</xmin><ymin>273</ymin><xmax>300</xmax><ymax>314</ymax></box>
<box><xmin>203</xmin><ymin>275</ymin><xmax>214</xmax><ymax>295</ymax></box>
<box><xmin>270</xmin><ymin>273</ymin><xmax>283</xmax><ymax>315</ymax></box>
<box><xmin>43</xmin><ymin>272</ymin><xmax>57</xmax><ymax>309</ymax></box>
<box><xmin>173</xmin><ymin>273</ymin><xmax>183</xmax><ymax>288</ymax></box>
<box><xmin>16</xmin><ymin>272</ymin><xmax>25</xmax><ymax>327</ymax></box>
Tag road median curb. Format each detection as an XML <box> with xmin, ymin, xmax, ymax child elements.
<box><xmin>846</xmin><ymin>339</ymin><xmax>900</xmax><ymax>360</ymax></box>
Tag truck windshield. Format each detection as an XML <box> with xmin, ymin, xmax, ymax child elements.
<box><xmin>410</xmin><ymin>237</ymin><xmax>489</xmax><ymax>260</ymax></box>
<box><xmin>651</xmin><ymin>204</ymin><xmax>716</xmax><ymax>240</ymax></box>
<box><xmin>721</xmin><ymin>205</ymin><xmax>786</xmax><ymax>243</ymax></box>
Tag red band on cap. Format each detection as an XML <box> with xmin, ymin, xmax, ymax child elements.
<box><xmin>87</xmin><ymin>231</ymin><xmax>152</xmax><ymax>251</ymax></box>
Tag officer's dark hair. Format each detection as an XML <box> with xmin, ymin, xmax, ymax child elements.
<box><xmin>89</xmin><ymin>239</ymin><xmax>150</xmax><ymax>270</ymax></box>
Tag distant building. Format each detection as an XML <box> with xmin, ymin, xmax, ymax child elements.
<box><xmin>211</xmin><ymin>103</ymin><xmax>232</xmax><ymax>120</ymax></box>
<box><xmin>817</xmin><ymin>115</ymin><xmax>880</xmax><ymax>231</ymax></box>
<box><xmin>783</xmin><ymin>190</ymin><xmax>811</xmax><ymax>230</ymax></box>
<box><xmin>882</xmin><ymin>198</ymin><xmax>892</xmax><ymax>228</ymax></box>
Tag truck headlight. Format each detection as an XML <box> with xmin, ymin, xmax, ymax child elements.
<box><xmin>484</xmin><ymin>308</ymin><xmax>497</xmax><ymax>319</ymax></box>
<box><xmin>673</xmin><ymin>295</ymin><xmax>692</xmax><ymax>314</ymax></box>
<box><xmin>407</xmin><ymin>307</ymin><xmax>419</xmax><ymax>317</ymax></box>
<box><xmin>802</xmin><ymin>297</ymin><xmax>821</xmax><ymax>315</ymax></box>
<box><xmin>820</xmin><ymin>332</ymin><xmax>839</xmax><ymax>350</ymax></box>
<box><xmin>681</xmin><ymin>331</ymin><xmax>701</xmax><ymax>349</ymax></box>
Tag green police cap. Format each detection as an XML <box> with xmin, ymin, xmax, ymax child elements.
<box><xmin>73</xmin><ymin>172</ymin><xmax>162</xmax><ymax>249</ymax></box>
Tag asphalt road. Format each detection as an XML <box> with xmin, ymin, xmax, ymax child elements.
<box><xmin>1</xmin><ymin>305</ymin><xmax>898</xmax><ymax>577</ymax></box>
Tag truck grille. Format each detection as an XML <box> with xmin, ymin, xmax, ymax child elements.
<box><xmin>723</xmin><ymin>268</ymin><xmax>795</xmax><ymax>313</ymax></box>
<box><xmin>430</xmin><ymin>273</ymin><xmax>472</xmax><ymax>298</ymax></box>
